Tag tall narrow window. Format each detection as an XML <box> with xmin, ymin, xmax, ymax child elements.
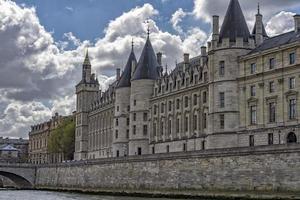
<box><xmin>289</xmin><ymin>99</ymin><xmax>297</xmax><ymax>120</ymax></box>
<box><xmin>154</xmin><ymin>105</ymin><xmax>157</xmax><ymax>115</ymax></box>
<box><xmin>143</xmin><ymin>125</ymin><xmax>148</xmax><ymax>135</ymax></box>
<box><xmin>176</xmin><ymin>118</ymin><xmax>180</xmax><ymax>133</ymax></box>
<box><xmin>219</xmin><ymin>92</ymin><xmax>225</xmax><ymax>108</ymax></box>
<box><xmin>193</xmin><ymin>94</ymin><xmax>197</xmax><ymax>106</ymax></box>
<box><xmin>193</xmin><ymin>114</ymin><xmax>197</xmax><ymax>131</ymax></box>
<box><xmin>160</xmin><ymin>122</ymin><xmax>164</xmax><ymax>136</ymax></box>
<box><xmin>115</xmin><ymin>118</ymin><xmax>119</xmax><ymax>126</ymax></box>
<box><xmin>249</xmin><ymin>135</ymin><xmax>254</xmax><ymax>147</ymax></box>
<box><xmin>126</xmin><ymin>118</ymin><xmax>130</xmax><ymax>126</ymax></box>
<box><xmin>250</xmin><ymin>63</ymin><xmax>256</xmax><ymax>74</ymax></box>
<box><xmin>269</xmin><ymin>58</ymin><xmax>275</xmax><ymax>69</ymax></box>
<box><xmin>268</xmin><ymin>133</ymin><xmax>274</xmax><ymax>145</ymax></box>
<box><xmin>183</xmin><ymin>143</ymin><xmax>187</xmax><ymax>152</ymax></box>
<box><xmin>152</xmin><ymin>146</ymin><xmax>155</xmax><ymax>154</ymax></box>
<box><xmin>115</xmin><ymin>130</ymin><xmax>118</xmax><ymax>139</ymax></box>
<box><xmin>166</xmin><ymin>145</ymin><xmax>170</xmax><ymax>153</ymax></box>
<box><xmin>289</xmin><ymin>52</ymin><xmax>295</xmax><ymax>65</ymax></box>
<box><xmin>153</xmin><ymin>123</ymin><xmax>157</xmax><ymax>136</ymax></box>
<box><xmin>289</xmin><ymin>77</ymin><xmax>295</xmax><ymax>89</ymax></box>
<box><xmin>269</xmin><ymin>81</ymin><xmax>275</xmax><ymax>93</ymax></box>
<box><xmin>137</xmin><ymin>147</ymin><xmax>142</xmax><ymax>155</ymax></box>
<box><xmin>250</xmin><ymin>105</ymin><xmax>257</xmax><ymax>125</ymax></box>
<box><xmin>203</xmin><ymin>91</ymin><xmax>207</xmax><ymax>103</ymax></box>
<box><xmin>202</xmin><ymin>140</ymin><xmax>206</xmax><ymax>150</ymax></box>
<box><xmin>161</xmin><ymin>103</ymin><xmax>164</xmax><ymax>113</ymax></box>
<box><xmin>176</xmin><ymin>99</ymin><xmax>180</xmax><ymax>109</ymax></box>
<box><xmin>184</xmin><ymin>116</ymin><xmax>188</xmax><ymax>132</ymax></box>
<box><xmin>133</xmin><ymin>99</ymin><xmax>137</xmax><ymax>106</ymax></box>
<box><xmin>269</xmin><ymin>102</ymin><xmax>276</xmax><ymax>123</ymax></box>
<box><xmin>133</xmin><ymin>113</ymin><xmax>136</xmax><ymax>121</ymax></box>
<box><xmin>168</xmin><ymin>101</ymin><xmax>172</xmax><ymax>111</ymax></box>
<box><xmin>143</xmin><ymin>113</ymin><xmax>148</xmax><ymax>121</ymax></box>
<box><xmin>203</xmin><ymin>113</ymin><xmax>207</xmax><ymax>129</ymax></box>
<box><xmin>219</xmin><ymin>61</ymin><xmax>225</xmax><ymax>76</ymax></box>
<box><xmin>168</xmin><ymin>119</ymin><xmax>172</xmax><ymax>135</ymax></box>
<box><xmin>250</xmin><ymin>85</ymin><xmax>256</xmax><ymax>97</ymax></box>
<box><xmin>133</xmin><ymin>125</ymin><xmax>136</xmax><ymax>135</ymax></box>
<box><xmin>126</xmin><ymin>129</ymin><xmax>129</xmax><ymax>138</ymax></box>
<box><xmin>184</xmin><ymin>96</ymin><xmax>189</xmax><ymax>108</ymax></box>
<box><xmin>220</xmin><ymin>114</ymin><xmax>225</xmax><ymax>129</ymax></box>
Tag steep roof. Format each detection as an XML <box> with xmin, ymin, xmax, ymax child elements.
<box><xmin>83</xmin><ymin>50</ymin><xmax>91</xmax><ymax>66</ymax></box>
<box><xmin>131</xmin><ymin>36</ymin><xmax>160</xmax><ymax>80</ymax></box>
<box><xmin>219</xmin><ymin>0</ymin><xmax>250</xmax><ymax>42</ymax></box>
<box><xmin>116</xmin><ymin>48</ymin><xmax>137</xmax><ymax>88</ymax></box>
<box><xmin>252</xmin><ymin>16</ymin><xmax>268</xmax><ymax>38</ymax></box>
<box><xmin>249</xmin><ymin>31</ymin><xmax>300</xmax><ymax>54</ymax></box>
<box><xmin>0</xmin><ymin>144</ymin><xmax>18</xmax><ymax>151</ymax></box>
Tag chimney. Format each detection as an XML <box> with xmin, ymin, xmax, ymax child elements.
<box><xmin>184</xmin><ymin>53</ymin><xmax>190</xmax><ymax>64</ymax></box>
<box><xmin>212</xmin><ymin>15</ymin><xmax>219</xmax><ymax>41</ymax></box>
<box><xmin>201</xmin><ymin>46</ymin><xmax>207</xmax><ymax>56</ymax></box>
<box><xmin>156</xmin><ymin>52</ymin><xmax>162</xmax><ymax>66</ymax></box>
<box><xmin>116</xmin><ymin>68</ymin><xmax>121</xmax><ymax>80</ymax></box>
<box><xmin>294</xmin><ymin>15</ymin><xmax>300</xmax><ymax>33</ymax></box>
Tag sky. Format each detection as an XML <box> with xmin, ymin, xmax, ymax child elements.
<box><xmin>1</xmin><ymin>0</ymin><xmax>300</xmax><ymax>138</ymax></box>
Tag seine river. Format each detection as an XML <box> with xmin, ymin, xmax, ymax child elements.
<box><xmin>0</xmin><ymin>190</ymin><xmax>198</xmax><ymax>200</ymax></box>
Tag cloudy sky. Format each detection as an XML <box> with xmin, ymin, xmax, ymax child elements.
<box><xmin>1</xmin><ymin>0</ymin><xmax>300</xmax><ymax>138</ymax></box>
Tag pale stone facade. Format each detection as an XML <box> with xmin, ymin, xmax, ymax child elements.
<box><xmin>74</xmin><ymin>0</ymin><xmax>300</xmax><ymax>160</ymax></box>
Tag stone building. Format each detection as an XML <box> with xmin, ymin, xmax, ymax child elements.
<box><xmin>0</xmin><ymin>137</ymin><xmax>28</xmax><ymax>162</ymax></box>
<box><xmin>29</xmin><ymin>113</ymin><xmax>73</xmax><ymax>164</ymax></box>
<box><xmin>74</xmin><ymin>0</ymin><xmax>300</xmax><ymax>160</ymax></box>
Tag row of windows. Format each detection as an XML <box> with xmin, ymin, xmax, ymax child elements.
<box><xmin>249</xmin><ymin>132</ymin><xmax>297</xmax><ymax>147</ymax></box>
<box><xmin>115</xmin><ymin>125</ymin><xmax>148</xmax><ymax>139</ymax></box>
<box><xmin>154</xmin><ymin>72</ymin><xmax>208</xmax><ymax>96</ymax></box>
<box><xmin>115</xmin><ymin>113</ymin><xmax>148</xmax><ymax>126</ymax></box>
<box><xmin>153</xmin><ymin>92</ymin><xmax>207</xmax><ymax>115</ymax></box>
<box><xmin>250</xmin><ymin>77</ymin><xmax>296</xmax><ymax>97</ymax></box>
<box><xmin>153</xmin><ymin>113</ymin><xmax>208</xmax><ymax>137</ymax></box>
<box><xmin>249</xmin><ymin>52</ymin><xmax>296</xmax><ymax>75</ymax></box>
<box><xmin>250</xmin><ymin>99</ymin><xmax>297</xmax><ymax>125</ymax></box>
<box><xmin>151</xmin><ymin>141</ymin><xmax>206</xmax><ymax>155</ymax></box>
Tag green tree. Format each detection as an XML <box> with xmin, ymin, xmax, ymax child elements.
<box><xmin>48</xmin><ymin>117</ymin><xmax>75</xmax><ymax>161</ymax></box>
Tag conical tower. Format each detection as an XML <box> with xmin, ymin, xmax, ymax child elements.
<box><xmin>207</xmin><ymin>0</ymin><xmax>254</xmax><ymax>149</ymax></box>
<box><xmin>112</xmin><ymin>43</ymin><xmax>137</xmax><ymax>157</ymax></box>
<box><xmin>129</xmin><ymin>34</ymin><xmax>160</xmax><ymax>156</ymax></box>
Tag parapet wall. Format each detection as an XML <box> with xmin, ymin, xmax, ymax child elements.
<box><xmin>35</xmin><ymin>144</ymin><xmax>300</xmax><ymax>198</ymax></box>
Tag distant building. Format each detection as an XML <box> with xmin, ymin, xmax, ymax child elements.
<box><xmin>28</xmin><ymin>113</ymin><xmax>74</xmax><ymax>164</ymax></box>
<box><xmin>0</xmin><ymin>137</ymin><xmax>28</xmax><ymax>162</ymax></box>
<box><xmin>74</xmin><ymin>0</ymin><xmax>300</xmax><ymax>160</ymax></box>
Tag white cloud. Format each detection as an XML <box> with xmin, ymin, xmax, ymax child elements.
<box><xmin>171</xmin><ymin>8</ymin><xmax>187</xmax><ymax>34</ymax></box>
<box><xmin>266</xmin><ymin>11</ymin><xmax>295</xmax><ymax>37</ymax></box>
<box><xmin>1</xmin><ymin>0</ymin><xmax>296</xmax><ymax>139</ymax></box>
<box><xmin>193</xmin><ymin>0</ymin><xmax>300</xmax><ymax>30</ymax></box>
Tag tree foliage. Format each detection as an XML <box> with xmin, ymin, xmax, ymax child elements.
<box><xmin>48</xmin><ymin>117</ymin><xmax>75</xmax><ymax>160</ymax></box>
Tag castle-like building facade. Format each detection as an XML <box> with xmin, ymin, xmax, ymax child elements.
<box><xmin>74</xmin><ymin>0</ymin><xmax>300</xmax><ymax>160</ymax></box>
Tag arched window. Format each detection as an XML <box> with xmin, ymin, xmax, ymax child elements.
<box><xmin>287</xmin><ymin>132</ymin><xmax>297</xmax><ymax>143</ymax></box>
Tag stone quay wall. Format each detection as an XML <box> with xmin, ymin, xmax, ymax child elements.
<box><xmin>35</xmin><ymin>144</ymin><xmax>300</xmax><ymax>197</ymax></box>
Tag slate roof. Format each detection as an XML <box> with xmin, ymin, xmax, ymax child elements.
<box><xmin>219</xmin><ymin>0</ymin><xmax>250</xmax><ymax>42</ymax></box>
<box><xmin>0</xmin><ymin>144</ymin><xmax>19</xmax><ymax>151</ymax></box>
<box><xmin>116</xmin><ymin>48</ymin><xmax>137</xmax><ymax>88</ymax></box>
<box><xmin>252</xmin><ymin>22</ymin><xmax>268</xmax><ymax>38</ymax></box>
<box><xmin>249</xmin><ymin>31</ymin><xmax>300</xmax><ymax>54</ymax></box>
<box><xmin>131</xmin><ymin>36</ymin><xmax>160</xmax><ymax>80</ymax></box>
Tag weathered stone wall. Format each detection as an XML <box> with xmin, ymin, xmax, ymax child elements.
<box><xmin>35</xmin><ymin>144</ymin><xmax>300</xmax><ymax>195</ymax></box>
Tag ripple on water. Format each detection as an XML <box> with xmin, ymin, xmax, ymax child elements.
<box><xmin>0</xmin><ymin>190</ymin><xmax>198</xmax><ymax>200</ymax></box>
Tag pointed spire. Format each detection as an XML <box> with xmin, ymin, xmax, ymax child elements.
<box><xmin>131</xmin><ymin>38</ymin><xmax>134</xmax><ymax>52</ymax></box>
<box><xmin>131</xmin><ymin>32</ymin><xmax>160</xmax><ymax>81</ymax></box>
<box><xmin>83</xmin><ymin>48</ymin><xmax>91</xmax><ymax>66</ymax></box>
<box><xmin>219</xmin><ymin>0</ymin><xmax>250</xmax><ymax>42</ymax></box>
<box><xmin>257</xmin><ymin>2</ymin><xmax>260</xmax><ymax>15</ymax></box>
<box><xmin>116</xmin><ymin>43</ymin><xmax>137</xmax><ymax>88</ymax></box>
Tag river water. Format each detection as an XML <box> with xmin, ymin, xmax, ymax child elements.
<box><xmin>0</xmin><ymin>189</ymin><xmax>196</xmax><ymax>200</ymax></box>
